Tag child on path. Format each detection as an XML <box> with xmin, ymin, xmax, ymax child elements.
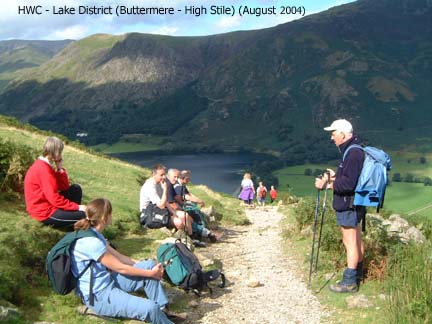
<box><xmin>256</xmin><ymin>182</ymin><xmax>268</xmax><ymax>206</ymax></box>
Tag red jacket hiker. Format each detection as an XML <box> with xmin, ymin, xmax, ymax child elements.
<box><xmin>24</xmin><ymin>158</ymin><xmax>79</xmax><ymax>221</ymax></box>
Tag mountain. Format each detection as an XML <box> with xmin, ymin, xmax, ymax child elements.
<box><xmin>0</xmin><ymin>39</ymin><xmax>73</xmax><ymax>90</ymax></box>
<box><xmin>0</xmin><ymin>0</ymin><xmax>431</xmax><ymax>161</ymax></box>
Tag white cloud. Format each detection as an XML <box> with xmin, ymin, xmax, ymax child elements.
<box><xmin>216</xmin><ymin>16</ymin><xmax>242</xmax><ymax>30</ymax></box>
<box><xmin>150</xmin><ymin>26</ymin><xmax>179</xmax><ymax>36</ymax></box>
<box><xmin>48</xmin><ymin>25</ymin><xmax>88</xmax><ymax>40</ymax></box>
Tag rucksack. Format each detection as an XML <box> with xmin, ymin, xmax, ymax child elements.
<box><xmin>157</xmin><ymin>240</ymin><xmax>225</xmax><ymax>295</ymax></box>
<box><xmin>183</xmin><ymin>201</ymin><xmax>207</xmax><ymax>227</ymax></box>
<box><xmin>258</xmin><ymin>187</ymin><xmax>267</xmax><ymax>198</ymax></box>
<box><xmin>140</xmin><ymin>203</ymin><xmax>171</xmax><ymax>229</ymax></box>
<box><xmin>46</xmin><ymin>230</ymin><xmax>98</xmax><ymax>305</ymax></box>
<box><xmin>343</xmin><ymin>144</ymin><xmax>392</xmax><ymax>210</ymax></box>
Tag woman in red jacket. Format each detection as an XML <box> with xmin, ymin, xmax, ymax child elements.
<box><xmin>24</xmin><ymin>137</ymin><xmax>86</xmax><ymax>229</ymax></box>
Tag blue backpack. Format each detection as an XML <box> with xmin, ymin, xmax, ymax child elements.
<box><xmin>343</xmin><ymin>144</ymin><xmax>392</xmax><ymax>210</ymax></box>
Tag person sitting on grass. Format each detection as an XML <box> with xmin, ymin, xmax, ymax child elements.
<box><xmin>140</xmin><ymin>164</ymin><xmax>192</xmax><ymax>236</ymax></box>
<box><xmin>24</xmin><ymin>136</ymin><xmax>86</xmax><ymax>230</ymax></box>
<box><xmin>173</xmin><ymin>170</ymin><xmax>217</xmax><ymax>243</ymax></box>
<box><xmin>71</xmin><ymin>198</ymin><xmax>175</xmax><ymax>324</ymax></box>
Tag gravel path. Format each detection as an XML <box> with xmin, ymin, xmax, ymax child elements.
<box><xmin>190</xmin><ymin>206</ymin><xmax>325</xmax><ymax>324</ymax></box>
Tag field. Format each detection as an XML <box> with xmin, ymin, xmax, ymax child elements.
<box><xmin>91</xmin><ymin>134</ymin><xmax>167</xmax><ymax>154</ymax></box>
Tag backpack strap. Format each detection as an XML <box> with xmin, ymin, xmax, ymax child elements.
<box><xmin>342</xmin><ymin>144</ymin><xmax>363</xmax><ymax>162</ymax></box>
<box><xmin>74</xmin><ymin>230</ymin><xmax>99</xmax><ymax>306</ymax></box>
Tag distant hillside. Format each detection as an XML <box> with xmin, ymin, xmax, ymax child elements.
<box><xmin>0</xmin><ymin>0</ymin><xmax>431</xmax><ymax>161</ymax></box>
<box><xmin>0</xmin><ymin>39</ymin><xmax>73</xmax><ymax>90</ymax></box>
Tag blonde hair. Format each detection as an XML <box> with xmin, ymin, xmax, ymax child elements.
<box><xmin>43</xmin><ymin>137</ymin><xmax>64</xmax><ymax>161</ymax></box>
<box><xmin>74</xmin><ymin>198</ymin><xmax>112</xmax><ymax>231</ymax></box>
<box><xmin>243</xmin><ymin>173</ymin><xmax>251</xmax><ymax>179</ymax></box>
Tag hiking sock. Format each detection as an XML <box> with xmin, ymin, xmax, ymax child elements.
<box><xmin>342</xmin><ymin>267</ymin><xmax>357</xmax><ymax>285</ymax></box>
<box><xmin>329</xmin><ymin>267</ymin><xmax>358</xmax><ymax>293</ymax></box>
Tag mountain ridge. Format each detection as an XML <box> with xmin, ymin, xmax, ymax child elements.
<box><xmin>0</xmin><ymin>0</ymin><xmax>431</xmax><ymax>161</ymax></box>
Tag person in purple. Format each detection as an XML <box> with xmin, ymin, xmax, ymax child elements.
<box><xmin>238</xmin><ymin>172</ymin><xmax>255</xmax><ymax>206</ymax></box>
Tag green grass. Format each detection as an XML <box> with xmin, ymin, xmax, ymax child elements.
<box><xmin>0</xmin><ymin>121</ymin><xmax>247</xmax><ymax>323</ymax></box>
<box><xmin>279</xmin><ymin>204</ymin><xmax>389</xmax><ymax>324</ymax></box>
<box><xmin>274</xmin><ymin>163</ymin><xmax>334</xmax><ymax>197</ymax></box>
<box><xmin>91</xmin><ymin>134</ymin><xmax>167</xmax><ymax>154</ymax></box>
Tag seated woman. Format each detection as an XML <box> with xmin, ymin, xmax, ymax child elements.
<box><xmin>24</xmin><ymin>136</ymin><xmax>86</xmax><ymax>229</ymax></box>
<box><xmin>71</xmin><ymin>198</ymin><xmax>174</xmax><ymax>324</ymax></box>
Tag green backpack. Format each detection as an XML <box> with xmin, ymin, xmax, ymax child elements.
<box><xmin>46</xmin><ymin>230</ymin><xmax>98</xmax><ymax>304</ymax></box>
<box><xmin>157</xmin><ymin>240</ymin><xmax>225</xmax><ymax>295</ymax></box>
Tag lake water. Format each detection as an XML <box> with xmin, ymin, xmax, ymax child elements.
<box><xmin>111</xmin><ymin>152</ymin><xmax>269</xmax><ymax>195</ymax></box>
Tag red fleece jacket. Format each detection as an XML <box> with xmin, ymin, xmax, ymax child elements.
<box><xmin>24</xmin><ymin>159</ymin><xmax>79</xmax><ymax>221</ymax></box>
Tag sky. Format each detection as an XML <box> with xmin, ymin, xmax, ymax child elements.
<box><xmin>0</xmin><ymin>0</ymin><xmax>356</xmax><ymax>40</ymax></box>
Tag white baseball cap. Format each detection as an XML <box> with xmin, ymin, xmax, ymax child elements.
<box><xmin>323</xmin><ymin>119</ymin><xmax>353</xmax><ymax>133</ymax></box>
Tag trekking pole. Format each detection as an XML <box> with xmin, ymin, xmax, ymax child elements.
<box><xmin>308</xmin><ymin>188</ymin><xmax>321</xmax><ymax>288</ymax></box>
<box><xmin>314</xmin><ymin>176</ymin><xmax>329</xmax><ymax>273</ymax></box>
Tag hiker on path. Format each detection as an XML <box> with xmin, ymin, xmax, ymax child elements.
<box><xmin>256</xmin><ymin>181</ymin><xmax>268</xmax><ymax>206</ymax></box>
<box><xmin>269</xmin><ymin>185</ymin><xmax>278</xmax><ymax>203</ymax></box>
<box><xmin>24</xmin><ymin>136</ymin><xmax>86</xmax><ymax>229</ymax></box>
<box><xmin>238</xmin><ymin>172</ymin><xmax>255</xmax><ymax>206</ymax></box>
<box><xmin>71</xmin><ymin>198</ymin><xmax>174</xmax><ymax>324</ymax></box>
<box><xmin>140</xmin><ymin>164</ymin><xmax>192</xmax><ymax>235</ymax></box>
<box><xmin>314</xmin><ymin>119</ymin><xmax>365</xmax><ymax>293</ymax></box>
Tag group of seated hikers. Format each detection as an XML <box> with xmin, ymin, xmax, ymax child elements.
<box><xmin>140</xmin><ymin>165</ymin><xmax>217</xmax><ymax>244</ymax></box>
<box><xmin>23</xmin><ymin>136</ymin><xmax>215</xmax><ymax>323</ymax></box>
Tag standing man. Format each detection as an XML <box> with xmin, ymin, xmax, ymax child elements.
<box><xmin>314</xmin><ymin>119</ymin><xmax>365</xmax><ymax>293</ymax></box>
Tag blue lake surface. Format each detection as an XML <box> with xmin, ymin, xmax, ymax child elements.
<box><xmin>111</xmin><ymin>152</ymin><xmax>269</xmax><ymax>195</ymax></box>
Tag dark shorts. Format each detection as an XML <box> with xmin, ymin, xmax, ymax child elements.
<box><xmin>336</xmin><ymin>206</ymin><xmax>365</xmax><ymax>228</ymax></box>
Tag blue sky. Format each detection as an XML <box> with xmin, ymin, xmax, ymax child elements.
<box><xmin>0</xmin><ymin>0</ymin><xmax>355</xmax><ymax>40</ymax></box>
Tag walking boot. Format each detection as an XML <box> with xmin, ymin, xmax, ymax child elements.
<box><xmin>329</xmin><ymin>268</ymin><xmax>358</xmax><ymax>293</ymax></box>
<box><xmin>356</xmin><ymin>261</ymin><xmax>363</xmax><ymax>285</ymax></box>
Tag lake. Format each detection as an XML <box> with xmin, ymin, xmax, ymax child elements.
<box><xmin>110</xmin><ymin>152</ymin><xmax>269</xmax><ymax>195</ymax></box>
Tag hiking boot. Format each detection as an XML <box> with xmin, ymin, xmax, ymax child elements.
<box><xmin>329</xmin><ymin>282</ymin><xmax>358</xmax><ymax>293</ymax></box>
<box><xmin>192</xmin><ymin>239</ymin><xmax>206</xmax><ymax>248</ymax></box>
<box><xmin>77</xmin><ymin>306</ymin><xmax>97</xmax><ymax>316</ymax></box>
<box><xmin>329</xmin><ymin>268</ymin><xmax>358</xmax><ymax>293</ymax></box>
<box><xmin>208</xmin><ymin>232</ymin><xmax>217</xmax><ymax>243</ymax></box>
<box><xmin>356</xmin><ymin>261</ymin><xmax>364</xmax><ymax>285</ymax></box>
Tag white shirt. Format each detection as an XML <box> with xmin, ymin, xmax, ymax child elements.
<box><xmin>139</xmin><ymin>177</ymin><xmax>163</xmax><ymax>211</ymax></box>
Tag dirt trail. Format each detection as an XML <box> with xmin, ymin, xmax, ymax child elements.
<box><xmin>189</xmin><ymin>206</ymin><xmax>325</xmax><ymax>324</ymax></box>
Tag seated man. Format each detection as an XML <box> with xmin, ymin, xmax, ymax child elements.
<box><xmin>174</xmin><ymin>170</ymin><xmax>217</xmax><ymax>242</ymax></box>
<box><xmin>174</xmin><ymin>170</ymin><xmax>205</xmax><ymax>208</ymax></box>
<box><xmin>140</xmin><ymin>164</ymin><xmax>192</xmax><ymax>235</ymax></box>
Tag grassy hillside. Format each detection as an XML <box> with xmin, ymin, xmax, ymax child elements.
<box><xmin>0</xmin><ymin>116</ymin><xmax>246</xmax><ymax>323</ymax></box>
